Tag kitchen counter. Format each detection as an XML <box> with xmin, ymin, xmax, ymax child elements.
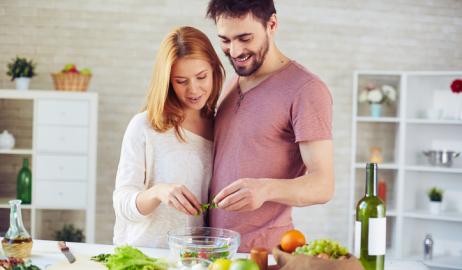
<box><xmin>4</xmin><ymin>239</ymin><xmax>430</xmax><ymax>269</ymax></box>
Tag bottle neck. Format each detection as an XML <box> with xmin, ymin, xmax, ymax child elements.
<box><xmin>366</xmin><ymin>163</ymin><xmax>378</xmax><ymax>197</ymax></box>
<box><xmin>23</xmin><ymin>158</ymin><xmax>29</xmax><ymax>168</ymax></box>
<box><xmin>9</xmin><ymin>200</ymin><xmax>26</xmax><ymax>234</ymax></box>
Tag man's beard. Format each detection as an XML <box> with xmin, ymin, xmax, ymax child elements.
<box><xmin>226</xmin><ymin>36</ymin><xmax>269</xmax><ymax>77</ymax></box>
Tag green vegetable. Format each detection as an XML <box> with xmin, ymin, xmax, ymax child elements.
<box><xmin>11</xmin><ymin>263</ymin><xmax>41</xmax><ymax>270</ymax></box>
<box><xmin>197</xmin><ymin>197</ymin><xmax>219</xmax><ymax>215</ymax></box>
<box><xmin>92</xmin><ymin>246</ymin><xmax>168</xmax><ymax>270</ymax></box>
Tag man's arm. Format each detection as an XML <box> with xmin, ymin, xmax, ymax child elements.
<box><xmin>213</xmin><ymin>140</ymin><xmax>334</xmax><ymax>211</ymax></box>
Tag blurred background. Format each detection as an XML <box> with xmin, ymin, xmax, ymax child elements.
<box><xmin>0</xmin><ymin>0</ymin><xmax>461</xmax><ymax>265</ymax></box>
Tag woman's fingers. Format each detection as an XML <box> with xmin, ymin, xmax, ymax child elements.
<box><xmin>181</xmin><ymin>187</ymin><xmax>202</xmax><ymax>213</ymax></box>
<box><xmin>169</xmin><ymin>195</ymin><xmax>190</xmax><ymax>215</ymax></box>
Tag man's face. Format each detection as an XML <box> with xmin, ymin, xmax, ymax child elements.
<box><xmin>217</xmin><ymin>13</ymin><xmax>270</xmax><ymax>77</ymax></box>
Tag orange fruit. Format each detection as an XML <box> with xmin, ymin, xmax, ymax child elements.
<box><xmin>280</xmin><ymin>229</ymin><xmax>306</xmax><ymax>253</ymax></box>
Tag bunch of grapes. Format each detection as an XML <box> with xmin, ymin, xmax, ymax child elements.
<box><xmin>293</xmin><ymin>239</ymin><xmax>349</xmax><ymax>259</ymax></box>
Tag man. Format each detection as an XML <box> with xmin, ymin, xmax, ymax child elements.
<box><xmin>206</xmin><ymin>0</ymin><xmax>334</xmax><ymax>252</ymax></box>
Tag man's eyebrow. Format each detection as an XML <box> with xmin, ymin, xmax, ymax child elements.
<box><xmin>218</xmin><ymin>33</ymin><xmax>252</xmax><ymax>40</ymax></box>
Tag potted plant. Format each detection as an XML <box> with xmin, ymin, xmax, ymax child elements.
<box><xmin>6</xmin><ymin>56</ymin><xmax>37</xmax><ymax>91</ymax></box>
<box><xmin>54</xmin><ymin>224</ymin><xmax>85</xmax><ymax>242</ymax></box>
<box><xmin>358</xmin><ymin>83</ymin><xmax>397</xmax><ymax>117</ymax></box>
<box><xmin>427</xmin><ymin>187</ymin><xmax>443</xmax><ymax>214</ymax></box>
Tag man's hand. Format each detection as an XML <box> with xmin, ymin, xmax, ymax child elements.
<box><xmin>213</xmin><ymin>178</ymin><xmax>268</xmax><ymax>212</ymax></box>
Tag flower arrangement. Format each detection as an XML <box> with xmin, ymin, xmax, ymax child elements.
<box><xmin>358</xmin><ymin>83</ymin><xmax>397</xmax><ymax>105</ymax></box>
<box><xmin>450</xmin><ymin>79</ymin><xmax>462</xmax><ymax>94</ymax></box>
<box><xmin>427</xmin><ymin>187</ymin><xmax>443</xmax><ymax>202</ymax></box>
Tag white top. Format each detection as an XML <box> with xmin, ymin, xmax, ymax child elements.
<box><xmin>113</xmin><ymin>111</ymin><xmax>213</xmax><ymax>248</ymax></box>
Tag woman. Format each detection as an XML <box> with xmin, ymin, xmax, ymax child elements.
<box><xmin>113</xmin><ymin>26</ymin><xmax>225</xmax><ymax>248</ymax></box>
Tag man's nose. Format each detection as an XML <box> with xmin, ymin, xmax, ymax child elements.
<box><xmin>229</xmin><ymin>42</ymin><xmax>244</xmax><ymax>58</ymax></box>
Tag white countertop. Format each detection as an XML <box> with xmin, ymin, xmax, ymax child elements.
<box><xmin>3</xmin><ymin>239</ymin><xmax>431</xmax><ymax>270</ymax></box>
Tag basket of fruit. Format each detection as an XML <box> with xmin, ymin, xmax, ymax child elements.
<box><xmin>272</xmin><ymin>230</ymin><xmax>364</xmax><ymax>270</ymax></box>
<box><xmin>51</xmin><ymin>64</ymin><xmax>92</xmax><ymax>92</ymax></box>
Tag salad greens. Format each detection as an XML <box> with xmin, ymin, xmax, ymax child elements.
<box><xmin>91</xmin><ymin>245</ymin><xmax>168</xmax><ymax>270</ymax></box>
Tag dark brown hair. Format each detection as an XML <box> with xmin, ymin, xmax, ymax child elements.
<box><xmin>206</xmin><ymin>0</ymin><xmax>276</xmax><ymax>25</ymax></box>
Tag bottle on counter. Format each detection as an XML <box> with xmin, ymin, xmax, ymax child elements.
<box><xmin>423</xmin><ymin>234</ymin><xmax>433</xmax><ymax>260</ymax></box>
<box><xmin>355</xmin><ymin>163</ymin><xmax>386</xmax><ymax>270</ymax></box>
<box><xmin>17</xmin><ymin>158</ymin><xmax>32</xmax><ymax>204</ymax></box>
<box><xmin>1</xmin><ymin>199</ymin><xmax>33</xmax><ymax>259</ymax></box>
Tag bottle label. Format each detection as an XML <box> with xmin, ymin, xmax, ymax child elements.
<box><xmin>368</xmin><ymin>217</ymin><xmax>386</xmax><ymax>256</ymax></box>
<box><xmin>354</xmin><ymin>221</ymin><xmax>361</xmax><ymax>257</ymax></box>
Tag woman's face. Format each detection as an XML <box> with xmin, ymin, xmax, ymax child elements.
<box><xmin>170</xmin><ymin>57</ymin><xmax>214</xmax><ymax>113</ymax></box>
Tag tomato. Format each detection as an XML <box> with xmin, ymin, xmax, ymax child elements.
<box><xmin>210</xmin><ymin>258</ymin><xmax>232</xmax><ymax>270</ymax></box>
<box><xmin>280</xmin><ymin>229</ymin><xmax>306</xmax><ymax>253</ymax></box>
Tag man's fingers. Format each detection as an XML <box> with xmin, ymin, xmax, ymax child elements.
<box><xmin>214</xmin><ymin>180</ymin><xmax>243</xmax><ymax>204</ymax></box>
<box><xmin>222</xmin><ymin>196</ymin><xmax>248</xmax><ymax>212</ymax></box>
<box><xmin>218</xmin><ymin>189</ymin><xmax>247</xmax><ymax>208</ymax></box>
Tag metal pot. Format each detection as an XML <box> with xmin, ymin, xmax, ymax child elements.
<box><xmin>422</xmin><ymin>150</ymin><xmax>460</xmax><ymax>167</ymax></box>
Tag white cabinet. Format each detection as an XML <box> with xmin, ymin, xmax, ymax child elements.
<box><xmin>349</xmin><ymin>71</ymin><xmax>462</xmax><ymax>268</ymax></box>
<box><xmin>0</xmin><ymin>90</ymin><xmax>97</xmax><ymax>243</ymax></box>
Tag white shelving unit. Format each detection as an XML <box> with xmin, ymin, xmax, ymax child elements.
<box><xmin>0</xmin><ymin>89</ymin><xmax>98</xmax><ymax>243</ymax></box>
<box><xmin>349</xmin><ymin>71</ymin><xmax>462</xmax><ymax>268</ymax></box>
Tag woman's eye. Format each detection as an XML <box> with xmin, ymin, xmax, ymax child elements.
<box><xmin>176</xmin><ymin>80</ymin><xmax>187</xmax><ymax>84</ymax></box>
<box><xmin>197</xmin><ymin>75</ymin><xmax>207</xmax><ymax>80</ymax></box>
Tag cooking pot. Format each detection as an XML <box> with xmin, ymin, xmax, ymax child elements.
<box><xmin>422</xmin><ymin>150</ymin><xmax>460</xmax><ymax>167</ymax></box>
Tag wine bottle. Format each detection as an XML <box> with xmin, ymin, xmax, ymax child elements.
<box><xmin>17</xmin><ymin>158</ymin><xmax>32</xmax><ymax>204</ymax></box>
<box><xmin>355</xmin><ymin>163</ymin><xmax>386</xmax><ymax>270</ymax></box>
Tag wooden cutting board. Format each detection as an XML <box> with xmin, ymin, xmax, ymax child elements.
<box><xmin>46</xmin><ymin>255</ymin><xmax>107</xmax><ymax>270</ymax></box>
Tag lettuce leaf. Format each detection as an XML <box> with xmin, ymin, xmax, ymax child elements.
<box><xmin>102</xmin><ymin>245</ymin><xmax>168</xmax><ymax>270</ymax></box>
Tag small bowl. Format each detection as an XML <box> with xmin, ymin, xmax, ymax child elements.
<box><xmin>168</xmin><ymin>227</ymin><xmax>240</xmax><ymax>262</ymax></box>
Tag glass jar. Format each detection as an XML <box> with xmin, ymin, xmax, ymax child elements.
<box><xmin>1</xmin><ymin>200</ymin><xmax>33</xmax><ymax>258</ymax></box>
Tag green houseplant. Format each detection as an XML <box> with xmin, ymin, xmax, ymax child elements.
<box><xmin>427</xmin><ymin>187</ymin><xmax>443</xmax><ymax>214</ymax></box>
<box><xmin>6</xmin><ymin>56</ymin><xmax>37</xmax><ymax>90</ymax></box>
<box><xmin>54</xmin><ymin>224</ymin><xmax>85</xmax><ymax>243</ymax></box>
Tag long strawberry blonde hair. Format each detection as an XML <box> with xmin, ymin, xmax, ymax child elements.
<box><xmin>144</xmin><ymin>26</ymin><xmax>225</xmax><ymax>141</ymax></box>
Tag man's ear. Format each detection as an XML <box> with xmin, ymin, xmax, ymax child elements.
<box><xmin>267</xmin><ymin>13</ymin><xmax>278</xmax><ymax>33</ymax></box>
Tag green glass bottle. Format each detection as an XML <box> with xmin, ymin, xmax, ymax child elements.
<box><xmin>355</xmin><ymin>163</ymin><xmax>386</xmax><ymax>270</ymax></box>
<box><xmin>16</xmin><ymin>158</ymin><xmax>32</xmax><ymax>204</ymax></box>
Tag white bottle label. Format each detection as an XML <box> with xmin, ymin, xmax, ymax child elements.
<box><xmin>368</xmin><ymin>217</ymin><xmax>386</xmax><ymax>256</ymax></box>
<box><xmin>354</xmin><ymin>221</ymin><xmax>361</xmax><ymax>257</ymax></box>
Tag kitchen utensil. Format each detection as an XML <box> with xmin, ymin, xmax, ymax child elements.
<box><xmin>58</xmin><ymin>241</ymin><xmax>76</xmax><ymax>263</ymax></box>
<box><xmin>422</xmin><ymin>150</ymin><xmax>460</xmax><ymax>167</ymax></box>
<box><xmin>167</xmin><ymin>227</ymin><xmax>240</xmax><ymax>263</ymax></box>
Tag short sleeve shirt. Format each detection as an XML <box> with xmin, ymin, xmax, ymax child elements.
<box><xmin>209</xmin><ymin>61</ymin><xmax>333</xmax><ymax>252</ymax></box>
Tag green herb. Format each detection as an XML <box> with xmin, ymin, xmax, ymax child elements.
<box><xmin>427</xmin><ymin>187</ymin><xmax>443</xmax><ymax>202</ymax></box>
<box><xmin>91</xmin><ymin>253</ymin><xmax>111</xmax><ymax>264</ymax></box>
<box><xmin>196</xmin><ymin>197</ymin><xmax>219</xmax><ymax>215</ymax></box>
<box><xmin>11</xmin><ymin>262</ymin><xmax>41</xmax><ymax>270</ymax></box>
<box><xmin>6</xmin><ymin>56</ymin><xmax>37</xmax><ymax>81</ymax></box>
<box><xmin>93</xmin><ymin>245</ymin><xmax>168</xmax><ymax>270</ymax></box>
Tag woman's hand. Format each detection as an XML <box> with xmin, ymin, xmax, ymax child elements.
<box><xmin>154</xmin><ymin>183</ymin><xmax>201</xmax><ymax>215</ymax></box>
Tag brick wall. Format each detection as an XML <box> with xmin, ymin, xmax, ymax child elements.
<box><xmin>0</xmin><ymin>0</ymin><xmax>461</xmax><ymax>245</ymax></box>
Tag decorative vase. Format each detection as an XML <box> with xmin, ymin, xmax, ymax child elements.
<box><xmin>0</xmin><ymin>130</ymin><xmax>15</xmax><ymax>150</ymax></box>
<box><xmin>17</xmin><ymin>158</ymin><xmax>32</xmax><ymax>204</ymax></box>
<box><xmin>15</xmin><ymin>77</ymin><xmax>30</xmax><ymax>91</ymax></box>
<box><xmin>370</xmin><ymin>103</ymin><xmax>382</xmax><ymax>117</ymax></box>
<box><xmin>429</xmin><ymin>201</ymin><xmax>441</xmax><ymax>214</ymax></box>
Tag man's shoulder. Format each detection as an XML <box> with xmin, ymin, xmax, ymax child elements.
<box><xmin>284</xmin><ymin>61</ymin><xmax>324</xmax><ymax>87</ymax></box>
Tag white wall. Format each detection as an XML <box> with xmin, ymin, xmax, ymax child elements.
<box><xmin>0</xmin><ymin>0</ymin><xmax>461</xmax><ymax>244</ymax></box>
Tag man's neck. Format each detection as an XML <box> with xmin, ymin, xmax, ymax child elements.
<box><xmin>239</xmin><ymin>45</ymin><xmax>290</xmax><ymax>92</ymax></box>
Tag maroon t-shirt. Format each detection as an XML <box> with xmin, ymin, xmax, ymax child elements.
<box><xmin>210</xmin><ymin>61</ymin><xmax>333</xmax><ymax>252</ymax></box>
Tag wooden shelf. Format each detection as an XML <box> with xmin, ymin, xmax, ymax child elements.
<box><xmin>405</xmin><ymin>166</ymin><xmax>462</xmax><ymax>174</ymax></box>
<box><xmin>406</xmin><ymin>118</ymin><xmax>462</xmax><ymax>125</ymax></box>
<box><xmin>355</xmin><ymin>163</ymin><xmax>398</xmax><ymax>170</ymax></box>
<box><xmin>422</xmin><ymin>255</ymin><xmax>462</xmax><ymax>270</ymax></box>
<box><xmin>403</xmin><ymin>210</ymin><xmax>462</xmax><ymax>222</ymax></box>
<box><xmin>0</xmin><ymin>149</ymin><xmax>33</xmax><ymax>155</ymax></box>
<box><xmin>356</xmin><ymin>116</ymin><xmax>400</xmax><ymax>123</ymax></box>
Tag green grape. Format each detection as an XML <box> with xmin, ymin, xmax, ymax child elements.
<box><xmin>292</xmin><ymin>239</ymin><xmax>349</xmax><ymax>259</ymax></box>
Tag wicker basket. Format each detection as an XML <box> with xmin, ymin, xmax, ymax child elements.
<box><xmin>51</xmin><ymin>73</ymin><xmax>91</xmax><ymax>92</ymax></box>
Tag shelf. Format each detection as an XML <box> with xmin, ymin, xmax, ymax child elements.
<box><xmin>405</xmin><ymin>166</ymin><xmax>462</xmax><ymax>174</ymax></box>
<box><xmin>0</xmin><ymin>200</ymin><xmax>33</xmax><ymax>209</ymax></box>
<box><xmin>406</xmin><ymin>118</ymin><xmax>462</xmax><ymax>125</ymax></box>
<box><xmin>356</xmin><ymin>116</ymin><xmax>400</xmax><ymax>123</ymax></box>
<box><xmin>422</xmin><ymin>255</ymin><xmax>462</xmax><ymax>270</ymax></box>
<box><xmin>403</xmin><ymin>210</ymin><xmax>462</xmax><ymax>222</ymax></box>
<box><xmin>355</xmin><ymin>163</ymin><xmax>398</xmax><ymax>170</ymax></box>
<box><xmin>0</xmin><ymin>149</ymin><xmax>33</xmax><ymax>155</ymax></box>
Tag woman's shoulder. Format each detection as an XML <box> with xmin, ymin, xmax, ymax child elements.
<box><xmin>126</xmin><ymin>111</ymin><xmax>151</xmax><ymax>131</ymax></box>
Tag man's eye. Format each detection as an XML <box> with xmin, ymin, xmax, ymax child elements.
<box><xmin>240</xmin><ymin>38</ymin><xmax>251</xmax><ymax>42</ymax></box>
<box><xmin>220</xmin><ymin>39</ymin><xmax>230</xmax><ymax>44</ymax></box>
